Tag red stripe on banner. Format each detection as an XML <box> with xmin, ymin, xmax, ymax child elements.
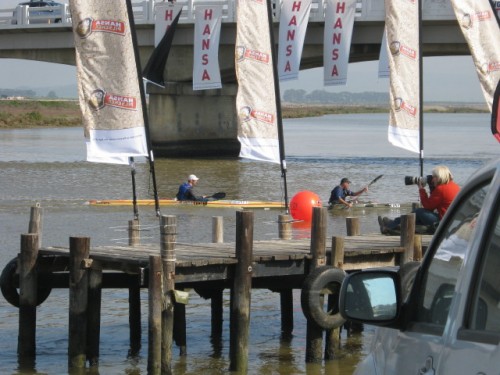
<box><xmin>493</xmin><ymin>80</ymin><xmax>500</xmax><ymax>142</ymax></box>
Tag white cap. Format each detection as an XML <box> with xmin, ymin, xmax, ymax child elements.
<box><xmin>188</xmin><ymin>174</ymin><xmax>199</xmax><ymax>181</ymax></box>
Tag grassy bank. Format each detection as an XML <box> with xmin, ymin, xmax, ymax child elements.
<box><xmin>0</xmin><ymin>99</ymin><xmax>489</xmax><ymax>128</ymax></box>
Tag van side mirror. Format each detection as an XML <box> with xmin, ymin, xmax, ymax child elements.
<box><xmin>340</xmin><ymin>270</ymin><xmax>401</xmax><ymax>323</ymax></box>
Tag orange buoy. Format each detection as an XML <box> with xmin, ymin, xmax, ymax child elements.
<box><xmin>290</xmin><ymin>191</ymin><xmax>322</xmax><ymax>222</ymax></box>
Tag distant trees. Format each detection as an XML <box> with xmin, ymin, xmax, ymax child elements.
<box><xmin>282</xmin><ymin>89</ymin><xmax>389</xmax><ymax>105</ymax></box>
<box><xmin>47</xmin><ymin>90</ymin><xmax>58</xmax><ymax>99</ymax></box>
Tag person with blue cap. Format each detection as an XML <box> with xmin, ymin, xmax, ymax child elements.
<box><xmin>328</xmin><ymin>177</ymin><xmax>368</xmax><ymax>208</ymax></box>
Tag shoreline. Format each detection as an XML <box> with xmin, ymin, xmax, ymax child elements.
<box><xmin>0</xmin><ymin>99</ymin><xmax>489</xmax><ymax>129</ymax></box>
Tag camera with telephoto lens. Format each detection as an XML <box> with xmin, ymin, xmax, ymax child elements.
<box><xmin>405</xmin><ymin>175</ymin><xmax>434</xmax><ymax>191</ymax></box>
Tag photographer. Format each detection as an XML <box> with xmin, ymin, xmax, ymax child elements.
<box><xmin>379</xmin><ymin>165</ymin><xmax>460</xmax><ymax>234</ymax></box>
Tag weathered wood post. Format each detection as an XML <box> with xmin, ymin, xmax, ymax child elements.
<box><xmin>148</xmin><ymin>255</ymin><xmax>162</xmax><ymax>375</ymax></box>
<box><xmin>400</xmin><ymin>214</ymin><xmax>416</xmax><ymax>264</ymax></box>
<box><xmin>325</xmin><ymin>236</ymin><xmax>345</xmax><ymax>359</ymax></box>
<box><xmin>173</xmin><ymin>287</ymin><xmax>187</xmax><ymax>356</ymax></box>
<box><xmin>18</xmin><ymin>233</ymin><xmax>39</xmax><ymax>368</ymax></box>
<box><xmin>278</xmin><ymin>214</ymin><xmax>292</xmax><ymax>240</ymax></box>
<box><xmin>87</xmin><ymin>267</ymin><xmax>102</xmax><ymax>366</ymax></box>
<box><xmin>229</xmin><ymin>210</ymin><xmax>254</xmax><ymax>372</ymax></box>
<box><xmin>212</xmin><ymin>216</ymin><xmax>224</xmax><ymax>243</ymax></box>
<box><xmin>160</xmin><ymin>215</ymin><xmax>176</xmax><ymax>373</ymax></box>
<box><xmin>68</xmin><ymin>236</ymin><xmax>90</xmax><ymax>369</ymax></box>
<box><xmin>306</xmin><ymin>206</ymin><xmax>327</xmax><ymax>363</ymax></box>
<box><xmin>346</xmin><ymin>217</ymin><xmax>360</xmax><ymax>236</ymax></box>
<box><xmin>128</xmin><ymin>218</ymin><xmax>141</xmax><ymax>357</ymax></box>
<box><xmin>28</xmin><ymin>204</ymin><xmax>42</xmax><ymax>248</ymax></box>
<box><xmin>414</xmin><ymin>234</ymin><xmax>423</xmax><ymax>261</ymax></box>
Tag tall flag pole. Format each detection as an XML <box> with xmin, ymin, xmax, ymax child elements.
<box><xmin>418</xmin><ymin>0</ymin><xmax>424</xmax><ymax>176</ymax></box>
<box><xmin>493</xmin><ymin>80</ymin><xmax>500</xmax><ymax>141</ymax></box>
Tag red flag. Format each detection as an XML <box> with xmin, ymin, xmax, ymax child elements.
<box><xmin>492</xmin><ymin>79</ymin><xmax>500</xmax><ymax>142</ymax></box>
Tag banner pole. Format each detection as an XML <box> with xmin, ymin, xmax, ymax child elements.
<box><xmin>126</xmin><ymin>0</ymin><xmax>161</xmax><ymax>217</ymax></box>
<box><xmin>130</xmin><ymin>157</ymin><xmax>139</xmax><ymax>220</ymax></box>
<box><xmin>266</xmin><ymin>0</ymin><xmax>289</xmax><ymax>213</ymax></box>
<box><xmin>418</xmin><ymin>0</ymin><xmax>424</xmax><ymax>177</ymax></box>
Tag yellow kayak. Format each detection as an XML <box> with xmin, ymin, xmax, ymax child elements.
<box><xmin>87</xmin><ymin>198</ymin><xmax>286</xmax><ymax>209</ymax></box>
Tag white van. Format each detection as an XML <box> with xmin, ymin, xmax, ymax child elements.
<box><xmin>339</xmin><ymin>158</ymin><xmax>500</xmax><ymax>374</ymax></box>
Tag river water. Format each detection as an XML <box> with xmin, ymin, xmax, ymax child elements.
<box><xmin>0</xmin><ymin>113</ymin><xmax>497</xmax><ymax>374</ymax></box>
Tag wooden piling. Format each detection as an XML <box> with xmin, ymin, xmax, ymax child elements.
<box><xmin>68</xmin><ymin>236</ymin><xmax>90</xmax><ymax>369</ymax></box>
<box><xmin>128</xmin><ymin>218</ymin><xmax>140</xmax><ymax>246</ymax></box>
<box><xmin>160</xmin><ymin>215</ymin><xmax>176</xmax><ymax>373</ymax></box>
<box><xmin>128</xmin><ymin>218</ymin><xmax>141</xmax><ymax>356</ymax></box>
<box><xmin>87</xmin><ymin>267</ymin><xmax>102</xmax><ymax>366</ymax></box>
<box><xmin>173</xmin><ymin>287</ymin><xmax>187</xmax><ymax>356</ymax></box>
<box><xmin>28</xmin><ymin>204</ymin><xmax>42</xmax><ymax>248</ymax></box>
<box><xmin>18</xmin><ymin>233</ymin><xmax>39</xmax><ymax>367</ymax></box>
<box><xmin>280</xmin><ymin>289</ymin><xmax>294</xmax><ymax>337</ymax></box>
<box><xmin>346</xmin><ymin>217</ymin><xmax>360</xmax><ymax>236</ymax></box>
<box><xmin>325</xmin><ymin>236</ymin><xmax>345</xmax><ymax>359</ymax></box>
<box><xmin>400</xmin><ymin>214</ymin><xmax>416</xmax><ymax>264</ymax></box>
<box><xmin>306</xmin><ymin>207</ymin><xmax>327</xmax><ymax>363</ymax></box>
<box><xmin>148</xmin><ymin>255</ymin><xmax>162</xmax><ymax>375</ymax></box>
<box><xmin>414</xmin><ymin>234</ymin><xmax>423</xmax><ymax>261</ymax></box>
<box><xmin>212</xmin><ymin>216</ymin><xmax>224</xmax><ymax>243</ymax></box>
<box><xmin>278</xmin><ymin>214</ymin><xmax>292</xmax><ymax>240</ymax></box>
<box><xmin>229</xmin><ymin>210</ymin><xmax>254</xmax><ymax>373</ymax></box>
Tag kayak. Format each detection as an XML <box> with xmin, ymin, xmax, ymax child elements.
<box><xmin>328</xmin><ymin>201</ymin><xmax>414</xmax><ymax>211</ymax></box>
<box><xmin>87</xmin><ymin>198</ymin><xmax>285</xmax><ymax>209</ymax></box>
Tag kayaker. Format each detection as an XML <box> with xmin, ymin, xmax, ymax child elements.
<box><xmin>176</xmin><ymin>174</ymin><xmax>207</xmax><ymax>201</ymax></box>
<box><xmin>328</xmin><ymin>177</ymin><xmax>368</xmax><ymax>208</ymax></box>
<box><xmin>378</xmin><ymin>165</ymin><xmax>460</xmax><ymax>234</ymax></box>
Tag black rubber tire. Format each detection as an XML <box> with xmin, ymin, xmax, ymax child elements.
<box><xmin>0</xmin><ymin>258</ymin><xmax>52</xmax><ymax>308</ymax></box>
<box><xmin>399</xmin><ymin>261</ymin><xmax>420</xmax><ymax>302</ymax></box>
<box><xmin>301</xmin><ymin>265</ymin><xmax>346</xmax><ymax>330</ymax></box>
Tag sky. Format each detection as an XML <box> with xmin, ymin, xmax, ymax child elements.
<box><xmin>0</xmin><ymin>0</ymin><xmax>486</xmax><ymax>103</ymax></box>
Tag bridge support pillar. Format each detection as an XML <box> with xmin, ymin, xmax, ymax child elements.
<box><xmin>147</xmin><ymin>83</ymin><xmax>240</xmax><ymax>157</ymax></box>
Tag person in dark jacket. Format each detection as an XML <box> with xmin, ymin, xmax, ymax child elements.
<box><xmin>328</xmin><ymin>177</ymin><xmax>368</xmax><ymax>208</ymax></box>
<box><xmin>176</xmin><ymin>174</ymin><xmax>207</xmax><ymax>201</ymax></box>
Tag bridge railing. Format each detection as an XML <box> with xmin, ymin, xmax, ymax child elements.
<box><xmin>0</xmin><ymin>0</ymin><xmax>457</xmax><ymax>29</ymax></box>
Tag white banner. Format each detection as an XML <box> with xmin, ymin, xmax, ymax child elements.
<box><xmin>155</xmin><ymin>2</ymin><xmax>183</xmax><ymax>46</ymax></box>
<box><xmin>385</xmin><ymin>0</ymin><xmax>420</xmax><ymax>153</ymax></box>
<box><xmin>69</xmin><ymin>0</ymin><xmax>148</xmax><ymax>165</ymax></box>
<box><xmin>235</xmin><ymin>0</ymin><xmax>280</xmax><ymax>164</ymax></box>
<box><xmin>378</xmin><ymin>27</ymin><xmax>390</xmax><ymax>79</ymax></box>
<box><xmin>193</xmin><ymin>5</ymin><xmax>222</xmax><ymax>90</ymax></box>
<box><xmin>323</xmin><ymin>0</ymin><xmax>356</xmax><ymax>86</ymax></box>
<box><xmin>450</xmin><ymin>0</ymin><xmax>500</xmax><ymax>110</ymax></box>
<box><xmin>277</xmin><ymin>0</ymin><xmax>312</xmax><ymax>81</ymax></box>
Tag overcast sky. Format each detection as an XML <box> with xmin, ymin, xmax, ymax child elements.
<box><xmin>0</xmin><ymin>0</ymin><xmax>486</xmax><ymax>103</ymax></box>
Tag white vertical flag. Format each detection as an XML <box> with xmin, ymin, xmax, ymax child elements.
<box><xmin>277</xmin><ymin>0</ymin><xmax>312</xmax><ymax>81</ymax></box>
<box><xmin>193</xmin><ymin>5</ymin><xmax>222</xmax><ymax>90</ymax></box>
<box><xmin>450</xmin><ymin>0</ymin><xmax>500</xmax><ymax>110</ymax></box>
<box><xmin>69</xmin><ymin>0</ymin><xmax>148</xmax><ymax>165</ymax></box>
<box><xmin>323</xmin><ymin>0</ymin><xmax>356</xmax><ymax>86</ymax></box>
<box><xmin>154</xmin><ymin>2</ymin><xmax>183</xmax><ymax>46</ymax></box>
<box><xmin>235</xmin><ymin>0</ymin><xmax>280</xmax><ymax>164</ymax></box>
<box><xmin>378</xmin><ymin>27</ymin><xmax>390</xmax><ymax>79</ymax></box>
<box><xmin>385</xmin><ymin>0</ymin><xmax>420</xmax><ymax>154</ymax></box>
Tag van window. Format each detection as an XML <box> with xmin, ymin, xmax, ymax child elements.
<box><xmin>414</xmin><ymin>184</ymin><xmax>490</xmax><ymax>332</ymax></box>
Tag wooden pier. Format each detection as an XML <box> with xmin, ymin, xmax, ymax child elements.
<box><xmin>2</xmin><ymin>206</ymin><xmax>430</xmax><ymax>373</ymax></box>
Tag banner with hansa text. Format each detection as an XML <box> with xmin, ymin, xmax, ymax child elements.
<box><xmin>323</xmin><ymin>0</ymin><xmax>356</xmax><ymax>86</ymax></box>
<box><xmin>235</xmin><ymin>0</ymin><xmax>280</xmax><ymax>164</ymax></box>
<box><xmin>450</xmin><ymin>0</ymin><xmax>500</xmax><ymax>113</ymax></box>
<box><xmin>69</xmin><ymin>0</ymin><xmax>148</xmax><ymax>164</ymax></box>
<box><xmin>385</xmin><ymin>0</ymin><xmax>420</xmax><ymax>153</ymax></box>
<box><xmin>277</xmin><ymin>0</ymin><xmax>312</xmax><ymax>81</ymax></box>
<box><xmin>154</xmin><ymin>2</ymin><xmax>183</xmax><ymax>46</ymax></box>
<box><xmin>193</xmin><ymin>5</ymin><xmax>222</xmax><ymax>90</ymax></box>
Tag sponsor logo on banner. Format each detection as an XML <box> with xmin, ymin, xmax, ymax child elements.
<box><xmin>389</xmin><ymin>41</ymin><xmax>417</xmax><ymax>60</ymax></box>
<box><xmin>480</xmin><ymin>61</ymin><xmax>500</xmax><ymax>74</ymax></box>
<box><xmin>76</xmin><ymin>18</ymin><xmax>126</xmax><ymax>38</ymax></box>
<box><xmin>239</xmin><ymin>106</ymin><xmax>274</xmax><ymax>124</ymax></box>
<box><xmin>236</xmin><ymin>46</ymin><xmax>270</xmax><ymax>64</ymax></box>
<box><xmin>89</xmin><ymin>89</ymin><xmax>137</xmax><ymax>111</ymax></box>
<box><xmin>460</xmin><ymin>10</ymin><xmax>492</xmax><ymax>29</ymax></box>
<box><xmin>394</xmin><ymin>97</ymin><xmax>417</xmax><ymax>117</ymax></box>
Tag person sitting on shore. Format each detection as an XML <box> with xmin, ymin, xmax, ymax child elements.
<box><xmin>378</xmin><ymin>165</ymin><xmax>460</xmax><ymax>234</ymax></box>
<box><xmin>176</xmin><ymin>174</ymin><xmax>207</xmax><ymax>201</ymax></box>
<box><xmin>328</xmin><ymin>177</ymin><xmax>368</xmax><ymax>209</ymax></box>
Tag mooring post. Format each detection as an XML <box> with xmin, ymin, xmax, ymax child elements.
<box><xmin>18</xmin><ymin>233</ymin><xmax>39</xmax><ymax>368</ymax></box>
<box><xmin>400</xmin><ymin>214</ymin><xmax>416</xmax><ymax>264</ymax></box>
<box><xmin>280</xmin><ymin>289</ymin><xmax>294</xmax><ymax>338</ymax></box>
<box><xmin>128</xmin><ymin>218</ymin><xmax>140</xmax><ymax>246</ymax></box>
<box><xmin>68</xmin><ymin>236</ymin><xmax>90</xmax><ymax>369</ymax></box>
<box><xmin>306</xmin><ymin>207</ymin><xmax>327</xmax><ymax>363</ymax></box>
<box><xmin>160</xmin><ymin>215</ymin><xmax>176</xmax><ymax>373</ymax></box>
<box><xmin>278</xmin><ymin>214</ymin><xmax>292</xmax><ymax>240</ymax></box>
<box><xmin>128</xmin><ymin>218</ymin><xmax>141</xmax><ymax>357</ymax></box>
<box><xmin>212</xmin><ymin>216</ymin><xmax>224</xmax><ymax>243</ymax></box>
<box><xmin>148</xmin><ymin>255</ymin><xmax>162</xmax><ymax>375</ymax></box>
<box><xmin>414</xmin><ymin>234</ymin><xmax>423</xmax><ymax>260</ymax></box>
<box><xmin>87</xmin><ymin>267</ymin><xmax>102</xmax><ymax>366</ymax></box>
<box><xmin>229</xmin><ymin>210</ymin><xmax>254</xmax><ymax>373</ymax></box>
<box><xmin>28</xmin><ymin>204</ymin><xmax>42</xmax><ymax>248</ymax></box>
<box><xmin>173</xmin><ymin>287</ymin><xmax>187</xmax><ymax>356</ymax></box>
<box><xmin>346</xmin><ymin>217</ymin><xmax>360</xmax><ymax>236</ymax></box>
<box><xmin>325</xmin><ymin>236</ymin><xmax>345</xmax><ymax>359</ymax></box>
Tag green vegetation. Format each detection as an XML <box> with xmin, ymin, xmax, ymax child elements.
<box><xmin>0</xmin><ymin>100</ymin><xmax>81</xmax><ymax>128</ymax></box>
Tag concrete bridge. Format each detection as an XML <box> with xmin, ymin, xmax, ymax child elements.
<box><xmin>0</xmin><ymin>0</ymin><xmax>470</xmax><ymax>157</ymax></box>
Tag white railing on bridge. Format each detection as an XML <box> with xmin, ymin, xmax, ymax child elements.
<box><xmin>0</xmin><ymin>0</ymin><xmax>457</xmax><ymax>29</ymax></box>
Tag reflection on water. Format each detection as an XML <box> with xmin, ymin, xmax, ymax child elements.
<box><xmin>0</xmin><ymin>113</ymin><xmax>496</xmax><ymax>374</ymax></box>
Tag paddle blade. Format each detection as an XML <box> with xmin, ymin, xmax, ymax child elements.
<box><xmin>211</xmin><ymin>192</ymin><xmax>226</xmax><ymax>200</ymax></box>
<box><xmin>368</xmin><ymin>174</ymin><xmax>383</xmax><ymax>187</ymax></box>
